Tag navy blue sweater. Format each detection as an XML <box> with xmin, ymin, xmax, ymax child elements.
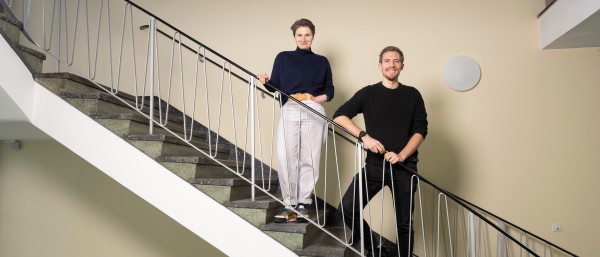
<box><xmin>266</xmin><ymin>48</ymin><xmax>334</xmax><ymax>104</ymax></box>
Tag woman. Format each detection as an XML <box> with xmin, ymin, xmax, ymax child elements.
<box><xmin>258</xmin><ymin>18</ymin><xmax>334</xmax><ymax>223</ymax></box>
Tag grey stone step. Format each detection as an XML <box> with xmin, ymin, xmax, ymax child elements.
<box><xmin>156</xmin><ymin>155</ymin><xmax>274</xmax><ymax>179</ymax></box>
<box><xmin>190</xmin><ymin>177</ymin><xmax>278</xmax><ymax>204</ymax></box>
<box><xmin>260</xmin><ymin>209</ymin><xmax>331</xmax><ymax>251</ymax></box>
<box><xmin>225</xmin><ymin>196</ymin><xmax>283</xmax><ymax>227</ymax></box>
<box><xmin>14</xmin><ymin>43</ymin><xmax>45</xmax><ymax>73</ymax></box>
<box><xmin>60</xmin><ymin>92</ymin><xmax>136</xmax><ymax>115</ymax></box>
<box><xmin>295</xmin><ymin>226</ymin><xmax>353</xmax><ymax>257</ymax></box>
<box><xmin>35</xmin><ymin>72</ymin><xmax>109</xmax><ymax>95</ymax></box>
<box><xmin>0</xmin><ymin>15</ymin><xmax>46</xmax><ymax>74</ymax></box>
<box><xmin>0</xmin><ymin>14</ymin><xmax>22</xmax><ymax>45</ymax></box>
<box><xmin>91</xmin><ymin>112</ymin><xmax>208</xmax><ymax>140</ymax></box>
<box><xmin>157</xmin><ymin>155</ymin><xmax>248</xmax><ymax>180</ymax></box>
<box><xmin>124</xmin><ymin>134</ymin><xmax>230</xmax><ymax>159</ymax></box>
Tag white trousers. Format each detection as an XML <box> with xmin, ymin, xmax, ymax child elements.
<box><xmin>277</xmin><ymin>100</ymin><xmax>327</xmax><ymax>206</ymax></box>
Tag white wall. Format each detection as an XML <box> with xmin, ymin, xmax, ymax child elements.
<box><xmin>0</xmin><ymin>141</ymin><xmax>227</xmax><ymax>257</ymax></box>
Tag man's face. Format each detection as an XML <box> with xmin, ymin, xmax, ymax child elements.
<box><xmin>294</xmin><ymin>26</ymin><xmax>313</xmax><ymax>50</ymax></box>
<box><xmin>379</xmin><ymin>51</ymin><xmax>404</xmax><ymax>81</ymax></box>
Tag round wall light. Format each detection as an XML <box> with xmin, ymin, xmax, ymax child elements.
<box><xmin>443</xmin><ymin>55</ymin><xmax>481</xmax><ymax>92</ymax></box>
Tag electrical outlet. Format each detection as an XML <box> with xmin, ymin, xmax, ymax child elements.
<box><xmin>552</xmin><ymin>223</ymin><xmax>563</xmax><ymax>232</ymax></box>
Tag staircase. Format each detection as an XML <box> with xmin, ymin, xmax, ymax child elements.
<box><xmin>0</xmin><ymin>6</ymin><xmax>357</xmax><ymax>257</ymax></box>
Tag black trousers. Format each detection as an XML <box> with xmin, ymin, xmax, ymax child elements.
<box><xmin>340</xmin><ymin>161</ymin><xmax>417</xmax><ymax>257</ymax></box>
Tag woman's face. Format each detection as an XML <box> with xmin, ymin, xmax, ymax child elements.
<box><xmin>294</xmin><ymin>26</ymin><xmax>313</xmax><ymax>50</ymax></box>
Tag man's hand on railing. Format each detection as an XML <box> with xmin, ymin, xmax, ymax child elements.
<box><xmin>384</xmin><ymin>151</ymin><xmax>405</xmax><ymax>164</ymax></box>
<box><xmin>362</xmin><ymin>134</ymin><xmax>385</xmax><ymax>154</ymax></box>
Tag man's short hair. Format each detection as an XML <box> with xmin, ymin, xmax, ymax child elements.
<box><xmin>379</xmin><ymin>46</ymin><xmax>404</xmax><ymax>63</ymax></box>
<box><xmin>290</xmin><ymin>18</ymin><xmax>315</xmax><ymax>35</ymax></box>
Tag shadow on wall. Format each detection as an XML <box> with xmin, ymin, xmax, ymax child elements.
<box><xmin>419</xmin><ymin>92</ymin><xmax>465</xmax><ymax>194</ymax></box>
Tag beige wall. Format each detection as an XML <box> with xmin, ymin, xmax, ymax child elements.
<box><xmin>135</xmin><ymin>0</ymin><xmax>599</xmax><ymax>256</ymax></box>
<box><xmin>0</xmin><ymin>141</ymin><xmax>226</xmax><ymax>257</ymax></box>
<box><xmin>3</xmin><ymin>0</ymin><xmax>598</xmax><ymax>256</ymax></box>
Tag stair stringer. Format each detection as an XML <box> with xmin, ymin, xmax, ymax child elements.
<box><xmin>1</xmin><ymin>32</ymin><xmax>296</xmax><ymax>257</ymax></box>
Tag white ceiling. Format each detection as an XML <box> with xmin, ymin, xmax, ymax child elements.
<box><xmin>538</xmin><ymin>0</ymin><xmax>600</xmax><ymax>49</ymax></box>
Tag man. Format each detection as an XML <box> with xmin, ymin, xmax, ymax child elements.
<box><xmin>333</xmin><ymin>46</ymin><xmax>428</xmax><ymax>257</ymax></box>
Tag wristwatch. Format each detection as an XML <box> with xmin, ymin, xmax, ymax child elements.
<box><xmin>358</xmin><ymin>131</ymin><xmax>367</xmax><ymax>142</ymax></box>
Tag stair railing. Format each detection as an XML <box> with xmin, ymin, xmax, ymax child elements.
<box><xmin>2</xmin><ymin>1</ymin><xmax>579</xmax><ymax>256</ymax></box>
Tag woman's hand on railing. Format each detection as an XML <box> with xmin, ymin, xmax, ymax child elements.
<box><xmin>257</xmin><ymin>73</ymin><xmax>269</xmax><ymax>85</ymax></box>
<box><xmin>313</xmin><ymin>94</ymin><xmax>328</xmax><ymax>104</ymax></box>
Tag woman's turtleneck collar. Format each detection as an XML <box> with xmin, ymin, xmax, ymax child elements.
<box><xmin>295</xmin><ymin>47</ymin><xmax>313</xmax><ymax>54</ymax></box>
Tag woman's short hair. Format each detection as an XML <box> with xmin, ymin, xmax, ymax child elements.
<box><xmin>290</xmin><ymin>18</ymin><xmax>315</xmax><ymax>35</ymax></box>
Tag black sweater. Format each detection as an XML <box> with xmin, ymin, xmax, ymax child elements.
<box><xmin>333</xmin><ymin>82</ymin><xmax>428</xmax><ymax>165</ymax></box>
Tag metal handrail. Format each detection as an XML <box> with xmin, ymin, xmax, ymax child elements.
<box><xmin>130</xmin><ymin>5</ymin><xmax>573</xmax><ymax>256</ymax></box>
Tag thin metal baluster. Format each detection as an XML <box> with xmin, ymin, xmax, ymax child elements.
<box><xmin>436</xmin><ymin>193</ymin><xmax>445</xmax><ymax>257</ymax></box>
<box><xmin>445</xmin><ymin>195</ymin><xmax>455</xmax><ymax>257</ymax></box>
<box><xmin>56</xmin><ymin>0</ymin><xmax>60</xmax><ymax>71</ymax></box>
<box><xmin>137</xmin><ymin>20</ymin><xmax>152</xmax><ymax>111</ymax></box>
<box><xmin>202</xmin><ymin>48</ymin><xmax>212</xmax><ymax>156</ymax></box>
<box><xmin>252</xmin><ymin>87</ymin><xmax>267</xmax><ymax>190</ymax></box>
<box><xmin>127</xmin><ymin>4</ymin><xmax>139</xmax><ymax>104</ymax></box>
<box><xmin>212</xmin><ymin>61</ymin><xmax>234</xmax><ymax>156</ymax></box>
<box><xmin>239</xmin><ymin>83</ymin><xmax>252</xmax><ymax>175</ymax></box>
<box><xmin>65</xmin><ymin>0</ymin><xmax>80</xmax><ymax>67</ymax></box>
<box><xmin>414</xmin><ymin>176</ymin><xmax>428</xmax><ymax>257</ymax></box>
<box><xmin>250</xmin><ymin>77</ymin><xmax>256</xmax><ymax>201</ymax></box>
<box><xmin>357</xmin><ymin>142</ymin><xmax>365</xmax><ymax>256</ymax></box>
<box><xmin>262</xmin><ymin>90</ymin><xmax>278</xmax><ymax>190</ymax></box>
<box><xmin>106</xmin><ymin>0</ymin><xmax>114</xmax><ymax>89</ymax></box>
<box><xmin>148</xmin><ymin>17</ymin><xmax>156</xmax><ymax>135</ymax></box>
<box><xmin>42</xmin><ymin>0</ymin><xmax>57</xmax><ymax>51</ymax></box>
<box><xmin>88</xmin><ymin>0</ymin><xmax>103</xmax><ymax>80</ymax></box>
<box><xmin>188</xmin><ymin>47</ymin><xmax>205</xmax><ymax>141</ymax></box>
<box><xmin>114</xmin><ymin>2</ymin><xmax>133</xmax><ymax>94</ymax></box>
<box><xmin>159</xmin><ymin>31</ymin><xmax>180</xmax><ymax>127</ymax></box>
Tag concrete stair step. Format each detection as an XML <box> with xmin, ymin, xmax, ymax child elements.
<box><xmin>124</xmin><ymin>134</ymin><xmax>230</xmax><ymax>159</ymax></box>
<box><xmin>225</xmin><ymin>196</ymin><xmax>283</xmax><ymax>227</ymax></box>
<box><xmin>157</xmin><ymin>155</ymin><xmax>248</xmax><ymax>180</ymax></box>
<box><xmin>14</xmin><ymin>43</ymin><xmax>45</xmax><ymax>73</ymax></box>
<box><xmin>35</xmin><ymin>72</ymin><xmax>110</xmax><ymax>95</ymax></box>
<box><xmin>295</xmin><ymin>226</ymin><xmax>354</xmax><ymax>257</ymax></box>
<box><xmin>0</xmin><ymin>14</ymin><xmax>22</xmax><ymax>45</ymax></box>
<box><xmin>156</xmin><ymin>155</ymin><xmax>274</xmax><ymax>179</ymax></box>
<box><xmin>0</xmin><ymin>15</ymin><xmax>46</xmax><ymax>74</ymax></box>
<box><xmin>260</xmin><ymin>208</ymin><xmax>332</xmax><ymax>251</ymax></box>
<box><xmin>60</xmin><ymin>92</ymin><xmax>136</xmax><ymax>115</ymax></box>
<box><xmin>91</xmin><ymin>112</ymin><xmax>208</xmax><ymax>141</ymax></box>
<box><xmin>189</xmin><ymin>177</ymin><xmax>278</xmax><ymax>204</ymax></box>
